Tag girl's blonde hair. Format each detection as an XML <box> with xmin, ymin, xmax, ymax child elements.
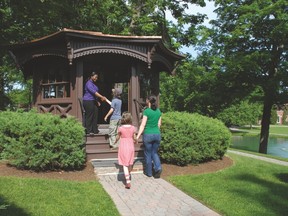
<box><xmin>121</xmin><ymin>112</ymin><xmax>132</xmax><ymax>125</ymax></box>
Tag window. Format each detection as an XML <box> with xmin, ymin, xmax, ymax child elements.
<box><xmin>41</xmin><ymin>67</ymin><xmax>70</xmax><ymax>99</ymax></box>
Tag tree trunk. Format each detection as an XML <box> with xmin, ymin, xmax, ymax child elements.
<box><xmin>259</xmin><ymin>95</ymin><xmax>273</xmax><ymax>154</ymax></box>
<box><xmin>0</xmin><ymin>75</ymin><xmax>5</xmax><ymax>110</ymax></box>
<box><xmin>0</xmin><ymin>55</ymin><xmax>5</xmax><ymax>111</ymax></box>
<box><xmin>129</xmin><ymin>3</ymin><xmax>144</xmax><ymax>33</ymax></box>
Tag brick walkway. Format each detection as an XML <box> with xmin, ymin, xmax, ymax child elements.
<box><xmin>96</xmin><ymin>169</ymin><xmax>220</xmax><ymax>216</ymax></box>
<box><xmin>94</xmin><ymin>150</ymin><xmax>288</xmax><ymax>216</ymax></box>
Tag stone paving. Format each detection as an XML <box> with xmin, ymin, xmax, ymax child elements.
<box><xmin>96</xmin><ymin>169</ymin><xmax>220</xmax><ymax>216</ymax></box>
<box><xmin>94</xmin><ymin>150</ymin><xmax>288</xmax><ymax>216</ymax></box>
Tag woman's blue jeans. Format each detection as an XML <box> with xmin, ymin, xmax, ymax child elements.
<box><xmin>143</xmin><ymin>134</ymin><xmax>162</xmax><ymax>177</ymax></box>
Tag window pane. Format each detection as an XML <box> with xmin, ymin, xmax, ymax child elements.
<box><xmin>56</xmin><ymin>85</ymin><xmax>64</xmax><ymax>98</ymax></box>
<box><xmin>65</xmin><ymin>83</ymin><xmax>70</xmax><ymax>97</ymax></box>
<box><xmin>43</xmin><ymin>86</ymin><xmax>49</xmax><ymax>98</ymax></box>
<box><xmin>49</xmin><ymin>85</ymin><xmax>56</xmax><ymax>98</ymax></box>
<box><xmin>41</xmin><ymin>61</ymin><xmax>70</xmax><ymax>99</ymax></box>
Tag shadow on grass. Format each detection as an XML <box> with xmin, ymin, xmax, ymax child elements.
<box><xmin>232</xmin><ymin>173</ymin><xmax>288</xmax><ymax>215</ymax></box>
<box><xmin>0</xmin><ymin>196</ymin><xmax>30</xmax><ymax>216</ymax></box>
<box><xmin>276</xmin><ymin>173</ymin><xmax>288</xmax><ymax>183</ymax></box>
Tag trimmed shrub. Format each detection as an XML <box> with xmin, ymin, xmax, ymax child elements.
<box><xmin>160</xmin><ymin>112</ymin><xmax>231</xmax><ymax>166</ymax></box>
<box><xmin>0</xmin><ymin>110</ymin><xmax>86</xmax><ymax>171</ymax></box>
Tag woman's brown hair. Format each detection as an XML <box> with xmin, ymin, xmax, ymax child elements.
<box><xmin>148</xmin><ymin>95</ymin><xmax>157</xmax><ymax>110</ymax></box>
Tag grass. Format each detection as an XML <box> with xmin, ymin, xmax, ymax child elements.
<box><xmin>168</xmin><ymin>152</ymin><xmax>288</xmax><ymax>216</ymax></box>
<box><xmin>1</xmin><ymin>124</ymin><xmax>287</xmax><ymax>215</ymax></box>
<box><xmin>233</xmin><ymin>125</ymin><xmax>288</xmax><ymax>138</ymax></box>
<box><xmin>0</xmin><ymin>177</ymin><xmax>119</xmax><ymax>216</ymax></box>
<box><xmin>229</xmin><ymin>147</ymin><xmax>288</xmax><ymax>162</ymax></box>
<box><xmin>269</xmin><ymin>125</ymin><xmax>288</xmax><ymax>134</ymax></box>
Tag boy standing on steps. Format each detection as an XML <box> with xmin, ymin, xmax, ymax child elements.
<box><xmin>104</xmin><ymin>88</ymin><xmax>122</xmax><ymax>149</ymax></box>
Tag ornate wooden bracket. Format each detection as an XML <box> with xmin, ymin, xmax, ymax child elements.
<box><xmin>66</xmin><ymin>41</ymin><xmax>73</xmax><ymax>65</ymax></box>
<box><xmin>147</xmin><ymin>45</ymin><xmax>156</xmax><ymax>69</ymax></box>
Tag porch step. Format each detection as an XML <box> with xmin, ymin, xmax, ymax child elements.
<box><xmin>85</xmin><ymin>129</ymin><xmax>144</xmax><ymax>161</ymax></box>
<box><xmin>91</xmin><ymin>157</ymin><xmax>144</xmax><ymax>175</ymax></box>
<box><xmin>86</xmin><ymin>146</ymin><xmax>144</xmax><ymax>160</ymax></box>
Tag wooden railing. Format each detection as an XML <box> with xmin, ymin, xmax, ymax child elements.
<box><xmin>133</xmin><ymin>99</ymin><xmax>146</xmax><ymax>126</ymax></box>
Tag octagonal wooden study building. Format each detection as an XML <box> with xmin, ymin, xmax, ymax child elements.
<box><xmin>7</xmin><ymin>28</ymin><xmax>184</xmax><ymax>160</ymax></box>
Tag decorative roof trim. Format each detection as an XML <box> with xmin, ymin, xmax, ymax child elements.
<box><xmin>18</xmin><ymin>50</ymin><xmax>67</xmax><ymax>65</ymax></box>
<box><xmin>5</xmin><ymin>29</ymin><xmax>185</xmax><ymax>74</ymax></box>
<box><xmin>152</xmin><ymin>54</ymin><xmax>173</xmax><ymax>72</ymax></box>
<box><xmin>158</xmin><ymin>41</ymin><xmax>185</xmax><ymax>60</ymax></box>
<box><xmin>73</xmin><ymin>46</ymin><xmax>148</xmax><ymax>63</ymax></box>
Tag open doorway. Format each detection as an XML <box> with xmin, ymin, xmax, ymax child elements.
<box><xmin>83</xmin><ymin>54</ymin><xmax>131</xmax><ymax>124</ymax></box>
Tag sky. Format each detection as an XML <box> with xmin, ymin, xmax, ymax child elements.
<box><xmin>166</xmin><ymin>0</ymin><xmax>217</xmax><ymax>57</ymax></box>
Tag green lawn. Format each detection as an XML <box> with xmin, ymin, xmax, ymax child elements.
<box><xmin>269</xmin><ymin>125</ymin><xmax>288</xmax><ymax>135</ymax></box>
<box><xmin>235</xmin><ymin>125</ymin><xmax>288</xmax><ymax>137</ymax></box>
<box><xmin>0</xmin><ymin>177</ymin><xmax>119</xmax><ymax>216</ymax></box>
<box><xmin>229</xmin><ymin>147</ymin><xmax>288</xmax><ymax>162</ymax></box>
<box><xmin>168</xmin><ymin>152</ymin><xmax>288</xmax><ymax>216</ymax></box>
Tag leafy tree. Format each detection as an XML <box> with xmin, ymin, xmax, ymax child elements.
<box><xmin>7</xmin><ymin>79</ymin><xmax>32</xmax><ymax>109</ymax></box>
<box><xmin>160</xmin><ymin>50</ymin><xmax>258</xmax><ymax>118</ymax></box>
<box><xmin>270</xmin><ymin>105</ymin><xmax>278</xmax><ymax>124</ymax></box>
<box><xmin>216</xmin><ymin>100</ymin><xmax>262</xmax><ymax>128</ymax></box>
<box><xmin>209</xmin><ymin>0</ymin><xmax>288</xmax><ymax>153</ymax></box>
<box><xmin>0</xmin><ymin>0</ymin><xmax>209</xmax><ymax>109</ymax></box>
<box><xmin>0</xmin><ymin>0</ymin><xmax>84</xmax><ymax>109</ymax></box>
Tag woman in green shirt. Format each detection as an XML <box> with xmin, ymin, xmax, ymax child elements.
<box><xmin>137</xmin><ymin>95</ymin><xmax>162</xmax><ymax>178</ymax></box>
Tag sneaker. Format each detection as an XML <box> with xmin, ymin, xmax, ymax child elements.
<box><xmin>86</xmin><ymin>132</ymin><xmax>94</xmax><ymax>136</ymax></box>
<box><xmin>125</xmin><ymin>183</ymin><xmax>131</xmax><ymax>189</ymax></box>
<box><xmin>143</xmin><ymin>171</ymin><xmax>152</xmax><ymax>177</ymax></box>
<box><xmin>154</xmin><ymin>169</ymin><xmax>162</xmax><ymax>179</ymax></box>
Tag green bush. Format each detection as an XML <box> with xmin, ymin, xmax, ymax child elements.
<box><xmin>270</xmin><ymin>105</ymin><xmax>278</xmax><ymax>124</ymax></box>
<box><xmin>0</xmin><ymin>110</ymin><xmax>86</xmax><ymax>171</ymax></box>
<box><xmin>160</xmin><ymin>112</ymin><xmax>231</xmax><ymax>166</ymax></box>
<box><xmin>216</xmin><ymin>101</ymin><xmax>262</xmax><ymax>127</ymax></box>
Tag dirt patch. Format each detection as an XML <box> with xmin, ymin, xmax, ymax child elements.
<box><xmin>0</xmin><ymin>156</ymin><xmax>233</xmax><ymax>181</ymax></box>
<box><xmin>161</xmin><ymin>156</ymin><xmax>234</xmax><ymax>179</ymax></box>
<box><xmin>0</xmin><ymin>162</ymin><xmax>97</xmax><ymax>182</ymax></box>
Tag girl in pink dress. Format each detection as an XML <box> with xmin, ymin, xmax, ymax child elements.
<box><xmin>114</xmin><ymin>112</ymin><xmax>137</xmax><ymax>189</ymax></box>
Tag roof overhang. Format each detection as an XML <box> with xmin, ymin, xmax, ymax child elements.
<box><xmin>4</xmin><ymin>28</ymin><xmax>185</xmax><ymax>74</ymax></box>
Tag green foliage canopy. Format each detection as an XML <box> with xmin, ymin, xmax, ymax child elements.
<box><xmin>211</xmin><ymin>0</ymin><xmax>288</xmax><ymax>153</ymax></box>
<box><xmin>0</xmin><ymin>0</ymin><xmax>208</xmax><ymax>110</ymax></box>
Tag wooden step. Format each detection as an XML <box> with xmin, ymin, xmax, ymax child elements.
<box><xmin>86</xmin><ymin>146</ymin><xmax>144</xmax><ymax>161</ymax></box>
<box><xmin>85</xmin><ymin>136</ymin><xmax>143</xmax><ymax>149</ymax></box>
<box><xmin>85</xmin><ymin>139</ymin><xmax>110</xmax><ymax>150</ymax></box>
<box><xmin>85</xmin><ymin>133</ymin><xmax>108</xmax><ymax>142</ymax></box>
<box><xmin>84</xmin><ymin>126</ymin><xmax>144</xmax><ymax>161</ymax></box>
